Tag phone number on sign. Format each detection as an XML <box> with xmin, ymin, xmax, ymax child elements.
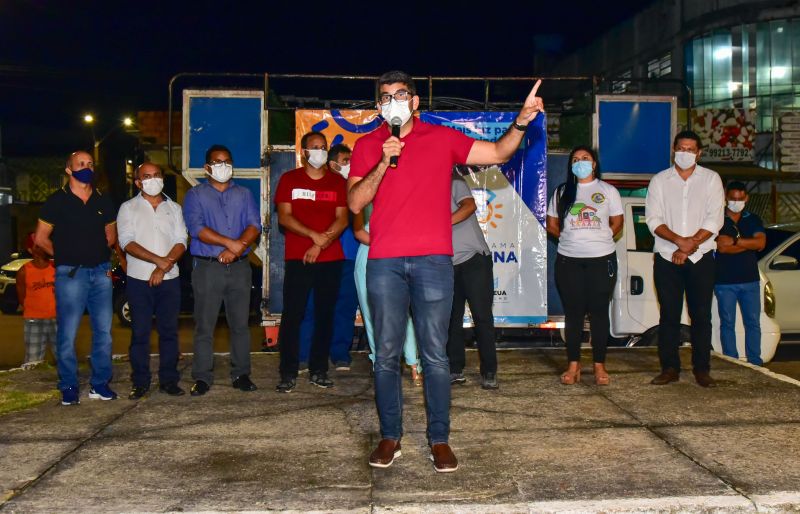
<box><xmin>705</xmin><ymin>147</ymin><xmax>753</xmax><ymax>160</ymax></box>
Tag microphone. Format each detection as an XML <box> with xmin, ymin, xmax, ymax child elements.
<box><xmin>390</xmin><ymin>117</ymin><xmax>401</xmax><ymax>168</ymax></box>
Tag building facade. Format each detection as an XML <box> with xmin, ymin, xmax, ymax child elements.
<box><xmin>553</xmin><ymin>0</ymin><xmax>800</xmax><ymax>132</ymax></box>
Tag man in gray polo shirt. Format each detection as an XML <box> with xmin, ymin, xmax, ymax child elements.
<box><xmin>446</xmin><ymin>171</ymin><xmax>498</xmax><ymax>389</ymax></box>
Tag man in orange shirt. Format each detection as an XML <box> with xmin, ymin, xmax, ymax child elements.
<box><xmin>16</xmin><ymin>233</ymin><xmax>56</xmax><ymax>367</ymax></box>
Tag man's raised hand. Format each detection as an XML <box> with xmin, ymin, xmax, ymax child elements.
<box><xmin>517</xmin><ymin>79</ymin><xmax>544</xmax><ymax>125</ymax></box>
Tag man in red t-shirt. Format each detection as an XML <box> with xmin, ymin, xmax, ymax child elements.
<box><xmin>348</xmin><ymin>70</ymin><xmax>543</xmax><ymax>473</ymax></box>
<box><xmin>274</xmin><ymin>131</ymin><xmax>348</xmax><ymax>392</ymax></box>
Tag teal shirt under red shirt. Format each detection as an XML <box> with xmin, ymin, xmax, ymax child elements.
<box><xmin>349</xmin><ymin>119</ymin><xmax>475</xmax><ymax>259</ymax></box>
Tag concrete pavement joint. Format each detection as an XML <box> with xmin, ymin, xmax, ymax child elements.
<box><xmin>0</xmin><ymin>398</ymin><xmax>143</xmax><ymax>509</ymax></box>
<box><xmin>589</xmin><ymin>373</ymin><xmax>761</xmax><ymax>511</ymax></box>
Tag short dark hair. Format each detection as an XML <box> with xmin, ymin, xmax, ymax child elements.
<box><xmin>300</xmin><ymin>131</ymin><xmax>326</xmax><ymax>149</ymax></box>
<box><xmin>673</xmin><ymin>130</ymin><xmax>702</xmax><ymax>150</ymax></box>
<box><xmin>726</xmin><ymin>180</ymin><xmax>747</xmax><ymax>193</ymax></box>
<box><xmin>328</xmin><ymin>144</ymin><xmax>351</xmax><ymax>164</ymax></box>
<box><xmin>378</xmin><ymin>70</ymin><xmax>416</xmax><ymax>95</ymax></box>
<box><xmin>205</xmin><ymin>144</ymin><xmax>233</xmax><ymax>164</ymax></box>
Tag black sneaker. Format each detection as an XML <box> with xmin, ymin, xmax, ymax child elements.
<box><xmin>276</xmin><ymin>377</ymin><xmax>296</xmax><ymax>393</ymax></box>
<box><xmin>232</xmin><ymin>374</ymin><xmax>257</xmax><ymax>392</ymax></box>
<box><xmin>309</xmin><ymin>373</ymin><xmax>334</xmax><ymax>389</ymax></box>
<box><xmin>159</xmin><ymin>382</ymin><xmax>185</xmax><ymax>396</ymax></box>
<box><xmin>480</xmin><ymin>372</ymin><xmax>499</xmax><ymax>390</ymax></box>
<box><xmin>190</xmin><ymin>380</ymin><xmax>210</xmax><ymax>396</ymax></box>
<box><xmin>128</xmin><ymin>385</ymin><xmax>149</xmax><ymax>400</ymax></box>
<box><xmin>450</xmin><ymin>372</ymin><xmax>467</xmax><ymax>385</ymax></box>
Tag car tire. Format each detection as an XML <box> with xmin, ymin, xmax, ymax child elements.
<box><xmin>114</xmin><ymin>294</ymin><xmax>132</xmax><ymax>327</ymax></box>
<box><xmin>637</xmin><ymin>324</ymin><xmax>692</xmax><ymax>347</ymax></box>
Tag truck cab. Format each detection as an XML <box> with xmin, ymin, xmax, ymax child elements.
<box><xmin>610</xmin><ymin>196</ymin><xmax>781</xmax><ymax>362</ymax></box>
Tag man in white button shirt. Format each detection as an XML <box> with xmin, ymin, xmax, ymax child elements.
<box><xmin>645</xmin><ymin>130</ymin><xmax>724</xmax><ymax>388</ymax></box>
<box><xmin>117</xmin><ymin>163</ymin><xmax>188</xmax><ymax>399</ymax></box>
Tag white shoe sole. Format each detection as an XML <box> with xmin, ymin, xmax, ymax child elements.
<box><xmin>369</xmin><ymin>450</ymin><xmax>401</xmax><ymax>469</ymax></box>
<box><xmin>88</xmin><ymin>392</ymin><xmax>115</xmax><ymax>401</ymax></box>
<box><xmin>430</xmin><ymin>454</ymin><xmax>459</xmax><ymax>473</ymax></box>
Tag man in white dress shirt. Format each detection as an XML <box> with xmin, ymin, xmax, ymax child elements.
<box><xmin>645</xmin><ymin>130</ymin><xmax>725</xmax><ymax>388</ymax></box>
<box><xmin>117</xmin><ymin>162</ymin><xmax>188</xmax><ymax>399</ymax></box>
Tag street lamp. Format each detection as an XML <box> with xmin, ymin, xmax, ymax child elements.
<box><xmin>82</xmin><ymin>115</ymin><xmax>136</xmax><ymax>165</ymax></box>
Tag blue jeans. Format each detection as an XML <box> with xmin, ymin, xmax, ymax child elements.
<box><xmin>367</xmin><ymin>255</ymin><xmax>454</xmax><ymax>445</ymax></box>
<box><xmin>715</xmin><ymin>281</ymin><xmax>762</xmax><ymax>365</ymax></box>
<box><xmin>127</xmin><ymin>276</ymin><xmax>181</xmax><ymax>388</ymax></box>
<box><xmin>55</xmin><ymin>263</ymin><xmax>113</xmax><ymax>391</ymax></box>
<box><xmin>299</xmin><ymin>259</ymin><xmax>359</xmax><ymax>365</ymax></box>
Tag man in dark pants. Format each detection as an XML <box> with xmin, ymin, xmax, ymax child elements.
<box><xmin>274</xmin><ymin>132</ymin><xmax>348</xmax><ymax>393</ymax></box>
<box><xmin>116</xmin><ymin>162</ymin><xmax>187</xmax><ymax>399</ymax></box>
<box><xmin>298</xmin><ymin>144</ymin><xmax>359</xmax><ymax>372</ymax></box>
<box><xmin>447</xmin><ymin>171</ymin><xmax>498</xmax><ymax>390</ymax></box>
<box><xmin>182</xmin><ymin>144</ymin><xmax>262</xmax><ymax>396</ymax></box>
<box><xmin>645</xmin><ymin>130</ymin><xmax>724</xmax><ymax>387</ymax></box>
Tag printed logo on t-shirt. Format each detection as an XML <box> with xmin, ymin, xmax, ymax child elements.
<box><xmin>591</xmin><ymin>192</ymin><xmax>606</xmax><ymax>204</ymax></box>
<box><xmin>568</xmin><ymin>203</ymin><xmax>602</xmax><ymax>229</ymax></box>
<box><xmin>291</xmin><ymin>188</ymin><xmax>338</xmax><ymax>202</ymax></box>
<box><xmin>292</xmin><ymin>189</ymin><xmax>316</xmax><ymax>201</ymax></box>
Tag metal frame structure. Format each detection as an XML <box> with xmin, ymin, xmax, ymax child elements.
<box><xmin>165</xmin><ymin>72</ymin><xmax>694</xmax><ymax>324</ymax></box>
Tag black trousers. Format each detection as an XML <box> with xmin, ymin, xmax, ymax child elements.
<box><xmin>555</xmin><ymin>252</ymin><xmax>617</xmax><ymax>363</ymax></box>
<box><xmin>278</xmin><ymin>260</ymin><xmax>342</xmax><ymax>379</ymax></box>
<box><xmin>447</xmin><ymin>253</ymin><xmax>497</xmax><ymax>375</ymax></box>
<box><xmin>653</xmin><ymin>252</ymin><xmax>715</xmax><ymax>373</ymax></box>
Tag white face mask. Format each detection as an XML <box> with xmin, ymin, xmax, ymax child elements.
<box><xmin>141</xmin><ymin>177</ymin><xmax>164</xmax><ymax>196</ymax></box>
<box><xmin>208</xmin><ymin>162</ymin><xmax>233</xmax><ymax>183</ymax></box>
<box><xmin>674</xmin><ymin>151</ymin><xmax>697</xmax><ymax>170</ymax></box>
<box><xmin>727</xmin><ymin>200</ymin><xmax>746</xmax><ymax>213</ymax></box>
<box><xmin>305</xmin><ymin>149</ymin><xmax>328</xmax><ymax>169</ymax></box>
<box><xmin>334</xmin><ymin>163</ymin><xmax>350</xmax><ymax>179</ymax></box>
<box><xmin>381</xmin><ymin>98</ymin><xmax>413</xmax><ymax>127</ymax></box>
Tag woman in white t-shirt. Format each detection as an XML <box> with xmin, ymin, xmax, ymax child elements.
<box><xmin>546</xmin><ymin>146</ymin><xmax>623</xmax><ymax>386</ymax></box>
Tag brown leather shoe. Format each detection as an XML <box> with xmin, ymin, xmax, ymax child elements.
<box><xmin>650</xmin><ymin>368</ymin><xmax>680</xmax><ymax>385</ymax></box>
<box><xmin>693</xmin><ymin>370</ymin><xmax>717</xmax><ymax>388</ymax></box>
<box><xmin>430</xmin><ymin>443</ymin><xmax>459</xmax><ymax>473</ymax></box>
<box><xmin>369</xmin><ymin>439</ymin><xmax>401</xmax><ymax>468</ymax></box>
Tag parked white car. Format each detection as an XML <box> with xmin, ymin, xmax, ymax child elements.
<box><xmin>609</xmin><ymin>197</ymin><xmax>781</xmax><ymax>363</ymax></box>
<box><xmin>758</xmin><ymin>226</ymin><xmax>800</xmax><ymax>335</ymax></box>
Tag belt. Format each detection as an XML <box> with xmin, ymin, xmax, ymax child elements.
<box><xmin>192</xmin><ymin>255</ymin><xmax>246</xmax><ymax>264</ymax></box>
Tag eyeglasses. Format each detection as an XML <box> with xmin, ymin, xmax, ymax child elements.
<box><xmin>379</xmin><ymin>90</ymin><xmax>412</xmax><ymax>105</ymax></box>
<box><xmin>208</xmin><ymin>159</ymin><xmax>233</xmax><ymax>166</ymax></box>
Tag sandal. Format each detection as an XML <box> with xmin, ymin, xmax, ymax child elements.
<box><xmin>560</xmin><ymin>363</ymin><xmax>581</xmax><ymax>385</ymax></box>
<box><xmin>410</xmin><ymin>366</ymin><xmax>423</xmax><ymax>387</ymax></box>
<box><xmin>593</xmin><ymin>363</ymin><xmax>610</xmax><ymax>386</ymax></box>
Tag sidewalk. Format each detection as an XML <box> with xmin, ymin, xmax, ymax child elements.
<box><xmin>1</xmin><ymin>348</ymin><xmax>800</xmax><ymax>513</ymax></box>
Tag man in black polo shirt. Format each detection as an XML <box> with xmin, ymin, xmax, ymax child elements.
<box><xmin>714</xmin><ymin>181</ymin><xmax>766</xmax><ymax>366</ymax></box>
<box><xmin>34</xmin><ymin>150</ymin><xmax>119</xmax><ymax>405</ymax></box>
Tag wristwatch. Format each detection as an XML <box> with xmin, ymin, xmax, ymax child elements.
<box><xmin>511</xmin><ymin>121</ymin><xmax>528</xmax><ymax>131</ymax></box>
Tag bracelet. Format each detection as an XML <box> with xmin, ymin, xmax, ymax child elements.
<box><xmin>511</xmin><ymin>121</ymin><xmax>528</xmax><ymax>131</ymax></box>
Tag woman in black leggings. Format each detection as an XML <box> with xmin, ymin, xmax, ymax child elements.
<box><xmin>546</xmin><ymin>146</ymin><xmax>623</xmax><ymax>385</ymax></box>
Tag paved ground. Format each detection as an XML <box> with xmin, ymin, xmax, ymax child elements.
<box><xmin>1</xmin><ymin>347</ymin><xmax>800</xmax><ymax>513</ymax></box>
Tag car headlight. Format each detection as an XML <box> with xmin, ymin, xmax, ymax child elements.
<box><xmin>764</xmin><ymin>280</ymin><xmax>776</xmax><ymax>318</ymax></box>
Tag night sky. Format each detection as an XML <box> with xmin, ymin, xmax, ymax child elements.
<box><xmin>1</xmin><ymin>0</ymin><xmax>655</xmax><ymax>155</ymax></box>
